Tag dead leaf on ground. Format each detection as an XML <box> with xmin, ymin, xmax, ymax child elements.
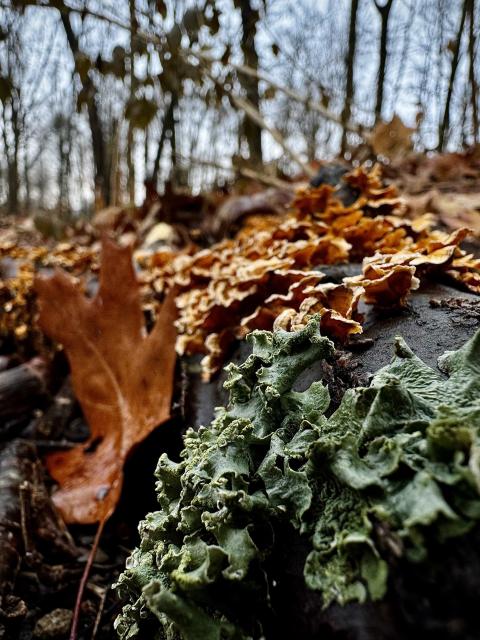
<box><xmin>402</xmin><ymin>190</ymin><xmax>480</xmax><ymax>234</ymax></box>
<box><xmin>369</xmin><ymin>115</ymin><xmax>415</xmax><ymax>162</ymax></box>
<box><xmin>34</xmin><ymin>238</ymin><xmax>177</xmax><ymax>524</ymax></box>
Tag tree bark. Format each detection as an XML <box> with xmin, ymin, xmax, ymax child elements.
<box><xmin>169</xmin><ymin>91</ymin><xmax>179</xmax><ymax>186</ymax></box>
<box><xmin>341</xmin><ymin>0</ymin><xmax>359</xmax><ymax>153</ymax></box>
<box><xmin>60</xmin><ymin>12</ymin><xmax>111</xmax><ymax>206</ymax></box>
<box><xmin>438</xmin><ymin>0</ymin><xmax>468</xmax><ymax>150</ymax></box>
<box><xmin>1</xmin><ymin>99</ymin><xmax>20</xmax><ymax>214</ymax></box>
<box><xmin>467</xmin><ymin>0</ymin><xmax>478</xmax><ymax>143</ymax></box>
<box><xmin>151</xmin><ymin>99</ymin><xmax>174</xmax><ymax>187</ymax></box>
<box><xmin>374</xmin><ymin>0</ymin><xmax>394</xmax><ymax>123</ymax></box>
<box><xmin>56</xmin><ymin>116</ymin><xmax>71</xmax><ymax>213</ymax></box>
<box><xmin>237</xmin><ymin>0</ymin><xmax>263</xmax><ymax>167</ymax></box>
<box><xmin>8</xmin><ymin>105</ymin><xmax>20</xmax><ymax>214</ymax></box>
<box><xmin>127</xmin><ymin>0</ymin><xmax>137</xmax><ymax>204</ymax></box>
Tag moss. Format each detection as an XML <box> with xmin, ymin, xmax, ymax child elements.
<box><xmin>115</xmin><ymin>319</ymin><xmax>480</xmax><ymax>639</ymax></box>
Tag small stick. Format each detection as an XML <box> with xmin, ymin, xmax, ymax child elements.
<box><xmin>69</xmin><ymin>518</ymin><xmax>106</xmax><ymax>640</ymax></box>
<box><xmin>91</xmin><ymin>586</ymin><xmax>108</xmax><ymax>640</ymax></box>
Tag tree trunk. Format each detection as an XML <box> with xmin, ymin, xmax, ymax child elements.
<box><xmin>467</xmin><ymin>0</ymin><xmax>478</xmax><ymax>143</ymax></box>
<box><xmin>2</xmin><ymin>99</ymin><xmax>20</xmax><ymax>214</ymax></box>
<box><xmin>390</xmin><ymin>0</ymin><xmax>415</xmax><ymax>111</ymax></box>
<box><xmin>438</xmin><ymin>0</ymin><xmax>468</xmax><ymax>150</ymax></box>
<box><xmin>151</xmin><ymin>99</ymin><xmax>174</xmax><ymax>187</ymax></box>
<box><xmin>57</xmin><ymin>118</ymin><xmax>71</xmax><ymax>213</ymax></box>
<box><xmin>341</xmin><ymin>0</ymin><xmax>359</xmax><ymax>153</ymax></box>
<box><xmin>23</xmin><ymin>139</ymin><xmax>30</xmax><ymax>213</ymax></box>
<box><xmin>60</xmin><ymin>12</ymin><xmax>111</xmax><ymax>206</ymax></box>
<box><xmin>127</xmin><ymin>0</ymin><xmax>137</xmax><ymax>205</ymax></box>
<box><xmin>374</xmin><ymin>0</ymin><xmax>394</xmax><ymax>123</ymax></box>
<box><xmin>238</xmin><ymin>0</ymin><xmax>263</xmax><ymax>167</ymax></box>
<box><xmin>169</xmin><ymin>92</ymin><xmax>179</xmax><ymax>186</ymax></box>
<box><xmin>8</xmin><ymin>104</ymin><xmax>20</xmax><ymax>215</ymax></box>
<box><xmin>109</xmin><ymin>117</ymin><xmax>121</xmax><ymax>206</ymax></box>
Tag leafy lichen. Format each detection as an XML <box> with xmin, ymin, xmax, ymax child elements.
<box><xmin>115</xmin><ymin>319</ymin><xmax>480</xmax><ymax>639</ymax></box>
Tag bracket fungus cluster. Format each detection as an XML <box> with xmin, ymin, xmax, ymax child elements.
<box><xmin>142</xmin><ymin>166</ymin><xmax>480</xmax><ymax>379</ymax></box>
<box><xmin>2</xmin><ymin>165</ymin><xmax>479</xmax><ymax>380</ymax></box>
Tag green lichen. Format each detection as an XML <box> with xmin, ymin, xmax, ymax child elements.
<box><xmin>115</xmin><ymin>319</ymin><xmax>480</xmax><ymax>640</ymax></box>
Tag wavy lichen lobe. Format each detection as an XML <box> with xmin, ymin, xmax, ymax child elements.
<box><xmin>115</xmin><ymin>320</ymin><xmax>480</xmax><ymax>639</ymax></box>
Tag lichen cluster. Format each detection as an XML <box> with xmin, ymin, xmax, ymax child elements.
<box><xmin>115</xmin><ymin>319</ymin><xmax>480</xmax><ymax>640</ymax></box>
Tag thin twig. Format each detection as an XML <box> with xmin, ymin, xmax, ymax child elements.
<box><xmin>230</xmin><ymin>94</ymin><xmax>315</xmax><ymax>177</ymax></box>
<box><xmin>174</xmin><ymin>152</ymin><xmax>293</xmax><ymax>189</ymax></box>
<box><xmin>199</xmin><ymin>65</ymin><xmax>315</xmax><ymax>177</ymax></box>
<box><xmin>91</xmin><ymin>586</ymin><xmax>108</xmax><ymax>640</ymax></box>
<box><xmin>237</xmin><ymin>167</ymin><xmax>294</xmax><ymax>189</ymax></box>
<box><xmin>70</xmin><ymin>518</ymin><xmax>106</xmax><ymax>640</ymax></box>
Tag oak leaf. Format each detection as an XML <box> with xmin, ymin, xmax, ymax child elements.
<box><xmin>35</xmin><ymin>239</ymin><xmax>177</xmax><ymax>524</ymax></box>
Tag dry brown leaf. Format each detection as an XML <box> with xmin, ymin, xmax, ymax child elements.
<box><xmin>34</xmin><ymin>238</ymin><xmax>177</xmax><ymax>524</ymax></box>
<box><xmin>430</xmin><ymin>192</ymin><xmax>480</xmax><ymax>235</ymax></box>
<box><xmin>369</xmin><ymin>115</ymin><xmax>415</xmax><ymax>162</ymax></box>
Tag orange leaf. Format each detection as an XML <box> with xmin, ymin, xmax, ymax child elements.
<box><xmin>34</xmin><ymin>239</ymin><xmax>177</xmax><ymax>524</ymax></box>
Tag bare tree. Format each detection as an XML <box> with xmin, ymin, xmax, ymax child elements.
<box><xmin>236</xmin><ymin>0</ymin><xmax>263</xmax><ymax>166</ymax></box>
<box><xmin>0</xmin><ymin>9</ymin><xmax>23</xmax><ymax>214</ymax></box>
<box><xmin>438</xmin><ymin>0</ymin><xmax>468</xmax><ymax>150</ymax></box>
<box><xmin>53</xmin><ymin>112</ymin><xmax>72</xmax><ymax>212</ymax></box>
<box><xmin>150</xmin><ymin>99</ymin><xmax>174</xmax><ymax>188</ymax></box>
<box><xmin>126</xmin><ymin>0</ymin><xmax>137</xmax><ymax>204</ymax></box>
<box><xmin>60</xmin><ymin>11</ymin><xmax>111</xmax><ymax>205</ymax></box>
<box><xmin>467</xmin><ymin>0</ymin><xmax>478</xmax><ymax>143</ymax></box>
<box><xmin>341</xmin><ymin>0</ymin><xmax>359</xmax><ymax>153</ymax></box>
<box><xmin>374</xmin><ymin>0</ymin><xmax>394</xmax><ymax>122</ymax></box>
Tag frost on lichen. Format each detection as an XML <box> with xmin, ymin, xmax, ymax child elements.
<box><xmin>115</xmin><ymin>318</ymin><xmax>480</xmax><ymax>640</ymax></box>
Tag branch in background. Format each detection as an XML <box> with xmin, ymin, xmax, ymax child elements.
<box><xmin>40</xmin><ymin>2</ymin><xmax>362</xmax><ymax>138</ymax></box>
<box><xmin>173</xmin><ymin>152</ymin><xmax>293</xmax><ymax>189</ymax></box>
<box><xmin>238</xmin><ymin>166</ymin><xmax>293</xmax><ymax>188</ymax></box>
<box><xmin>198</xmin><ymin>57</ymin><xmax>315</xmax><ymax>176</ymax></box>
<box><xmin>229</xmin><ymin>93</ymin><xmax>315</xmax><ymax>177</ymax></box>
<box><xmin>38</xmin><ymin>1</ymin><xmax>362</xmax><ymax>143</ymax></box>
<box><xmin>191</xmin><ymin>50</ymin><xmax>362</xmax><ymax>134</ymax></box>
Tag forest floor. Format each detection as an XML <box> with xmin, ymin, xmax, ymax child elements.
<box><xmin>1</xmin><ymin>148</ymin><xmax>480</xmax><ymax>640</ymax></box>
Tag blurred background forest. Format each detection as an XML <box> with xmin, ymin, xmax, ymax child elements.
<box><xmin>0</xmin><ymin>0</ymin><xmax>478</xmax><ymax>220</ymax></box>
